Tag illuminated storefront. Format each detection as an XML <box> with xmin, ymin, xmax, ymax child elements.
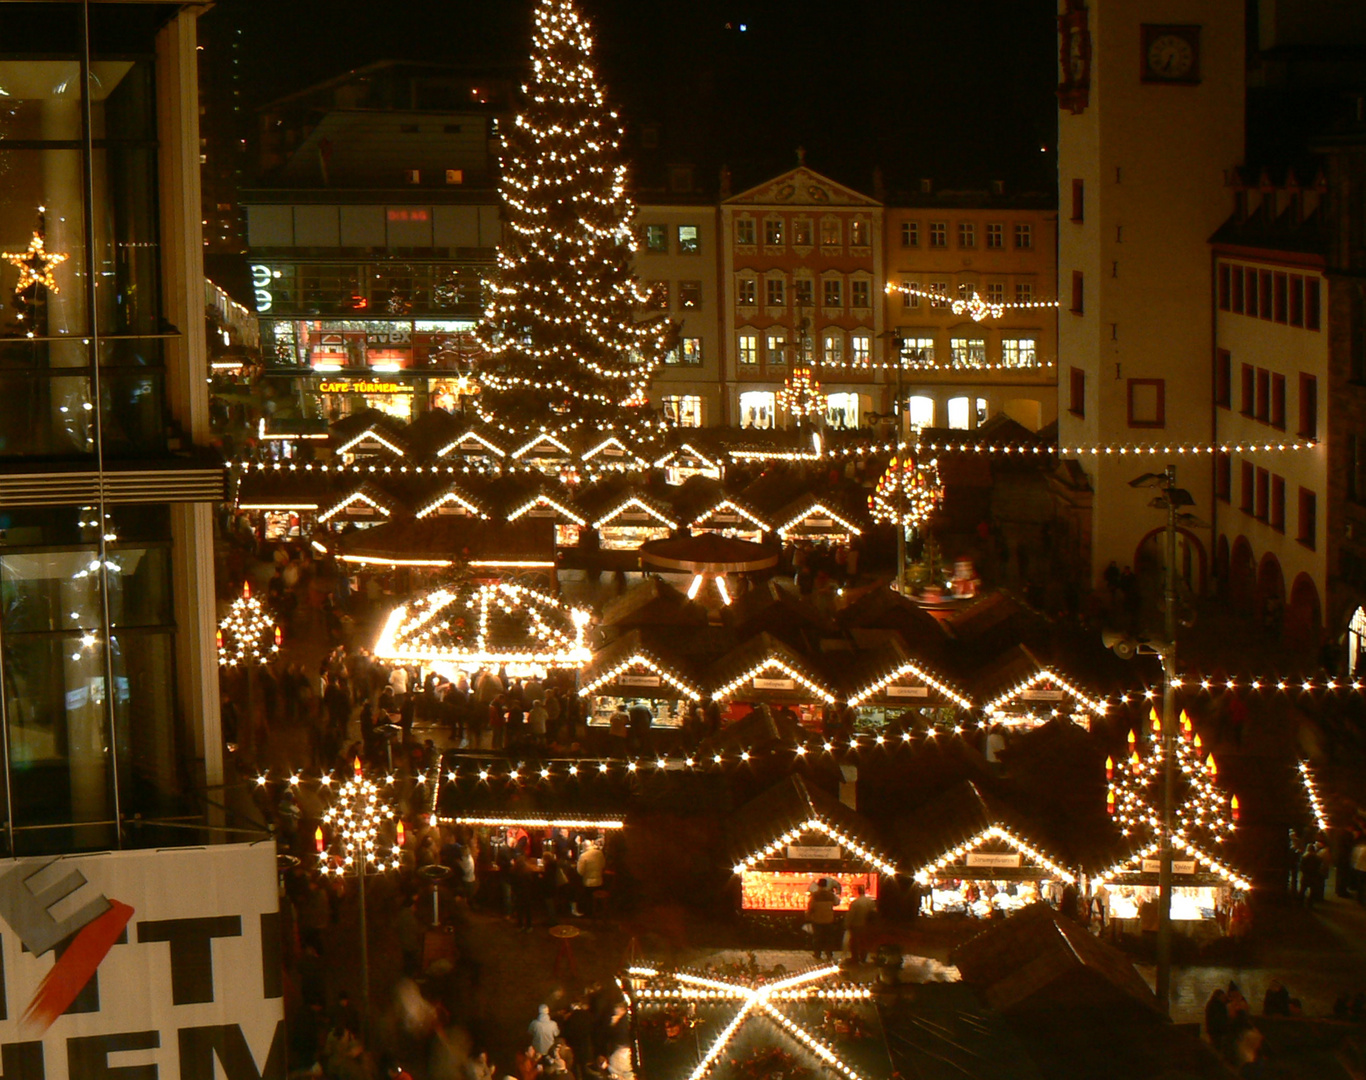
<box><xmin>976</xmin><ymin>645</ymin><xmax>1108</xmax><ymax>730</ymax></box>
<box><xmin>578</xmin><ymin>631</ymin><xmax>701</xmax><ymax>732</ymax></box>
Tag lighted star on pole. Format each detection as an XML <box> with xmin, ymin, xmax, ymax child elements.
<box><xmin>627</xmin><ymin>964</ymin><xmax>874</xmax><ymax>1080</ymax></box>
<box><xmin>4</xmin><ymin>231</ymin><xmax>67</xmax><ymax>295</ymax></box>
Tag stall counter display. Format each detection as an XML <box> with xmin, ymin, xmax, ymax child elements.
<box><xmin>588</xmin><ymin>697</ymin><xmax>684</xmax><ymax>728</ymax></box>
<box><xmin>928</xmin><ymin>879</ymin><xmax>1045</xmax><ymax>917</ymax></box>
<box><xmin>1106</xmin><ymin>884</ymin><xmax>1226</xmax><ymax>923</ymax></box>
<box><xmin>740</xmin><ymin>871</ymin><xmax>877</xmax><ymax>912</ymax></box>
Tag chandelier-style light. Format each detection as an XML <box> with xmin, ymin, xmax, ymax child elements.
<box><xmin>868</xmin><ymin>454</ymin><xmax>943</xmax><ymax>528</ymax></box>
<box><xmin>777</xmin><ymin>365</ymin><xmax>824</xmax><ymax>419</ymax></box>
<box><xmin>216</xmin><ymin>583</ymin><xmax>279</xmax><ymax>666</ymax></box>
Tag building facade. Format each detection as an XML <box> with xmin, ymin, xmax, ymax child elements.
<box><xmin>719</xmin><ymin>165</ymin><xmax>884</xmax><ymax>430</ymax></box>
<box><xmin>884</xmin><ymin>188</ymin><xmax>1058</xmax><ymax>433</ymax></box>
<box><xmin>1056</xmin><ymin>0</ymin><xmax>1245</xmax><ymax>587</ymax></box>
<box><xmin>0</xmin><ymin>0</ymin><xmax>224</xmax><ymax>854</ymax></box>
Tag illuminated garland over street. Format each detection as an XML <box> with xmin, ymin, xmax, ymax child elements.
<box><xmin>475</xmin><ymin>0</ymin><xmax>670</xmax><ymax>433</ymax></box>
<box><xmin>884</xmin><ymin>281</ymin><xmax>1060</xmax><ymax>319</ymax></box>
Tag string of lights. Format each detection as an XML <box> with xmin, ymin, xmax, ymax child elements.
<box><xmin>910</xmin><ymin>824</ymin><xmax>1076</xmax><ymax>886</ymax></box>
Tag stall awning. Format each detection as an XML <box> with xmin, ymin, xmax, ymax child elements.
<box><xmin>772</xmin><ymin>493</ymin><xmax>864</xmax><ymax>539</ymax></box>
<box><xmin>893</xmin><ymin>781</ymin><xmax>1075</xmax><ymax>885</ymax></box>
<box><xmin>578</xmin><ymin>629</ymin><xmax>704</xmax><ymax>701</ymax></box>
<box><xmin>707</xmin><ymin>631</ymin><xmax>840</xmax><ymax>704</ymax></box>
<box><xmin>727</xmin><ymin>775</ymin><xmax>899</xmax><ymax>877</ymax></box>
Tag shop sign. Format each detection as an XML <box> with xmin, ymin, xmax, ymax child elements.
<box><xmin>786</xmin><ymin>845</ymin><xmax>841</xmax><ymax>861</ymax></box>
<box><xmin>712</xmin><ymin>513</ymin><xmax>740</xmax><ymax>523</ymax></box>
<box><xmin>366</xmin><ymin>329</ymin><xmax>411</xmax><ymax>345</ymax></box>
<box><xmin>966</xmin><ymin>852</ymin><xmax>1022</xmax><ymax>869</ymax></box>
<box><xmin>753</xmin><ymin>677</ymin><xmax>796</xmax><ymax>691</ymax></box>
<box><xmin>885</xmin><ymin>684</ymin><xmax>929</xmax><ymax>698</ymax></box>
<box><xmin>436</xmin><ymin>504</ymin><xmax>471</xmax><ymax>516</ymax></box>
<box><xmin>807</xmin><ymin>517</ymin><xmax>834</xmax><ymax>527</ymax></box>
<box><xmin>619</xmin><ymin>674</ymin><xmax>661</xmax><ymax>688</ymax></box>
<box><xmin>1142</xmin><ymin>859</ymin><xmax>1197</xmax><ymax>875</ymax></box>
<box><xmin>1020</xmin><ymin>688</ymin><xmax>1066</xmax><ymax>701</ymax></box>
<box><xmin>319</xmin><ymin>381</ymin><xmax>406</xmax><ymax>394</ymax></box>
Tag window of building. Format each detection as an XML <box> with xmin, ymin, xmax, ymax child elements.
<box><xmin>826</xmin><ymin>392</ymin><xmax>861</xmax><ymax>429</ymax></box>
<box><xmin>824</xmin><ymin>332</ymin><xmax>844</xmax><ymax>365</ymax></box>
<box><xmin>1215</xmin><ymin>349</ymin><xmax>1231</xmax><ymax>408</ymax></box>
<box><xmin>1016</xmin><ymin>282</ymin><xmax>1033</xmax><ymax>305</ymax></box>
<box><xmin>958</xmin><ymin>222</ymin><xmax>976</xmax><ymax>248</ymax></box>
<box><xmin>1271</xmin><ymin>475</ymin><xmax>1286</xmax><ymax>532</ymax></box>
<box><xmin>824</xmin><ymin>279</ymin><xmax>843</xmax><ymax>307</ymax></box>
<box><xmin>766</xmin><ymin>331</ymin><xmax>786</xmax><ymax>365</ymax></box>
<box><xmin>1245</xmin><ymin>268</ymin><xmax>1259</xmax><ymax>317</ymax></box>
<box><xmin>793</xmin><ymin>219</ymin><xmax>813</xmax><ymax>247</ymax></box>
<box><xmin>1352</xmin><ymin>608</ymin><xmax>1366</xmax><ymax>677</ymax></box>
<box><xmin>907</xmin><ymin>395</ymin><xmax>935</xmax><ymax>428</ymax></box>
<box><xmin>901</xmin><ymin>337</ymin><xmax>935</xmax><ymax>364</ymax></box>
<box><xmin>739</xmin><ymin>390</ymin><xmax>775</xmax><ymax>430</ymax></box>
<box><xmin>644</xmin><ymin>224</ymin><xmax>667</xmax><ymax>252</ymax></box>
<box><xmin>1352</xmin><ymin>435</ymin><xmax>1366</xmax><ymax>504</ymax></box>
<box><xmin>1260</xmin><ymin>271</ymin><xmax>1273</xmax><ymax>320</ymax></box>
<box><xmin>986</xmin><ymin>222</ymin><xmax>1004</xmax><ymax>249</ymax></box>
<box><xmin>1215</xmin><ymin>452</ymin><xmax>1231</xmax><ymax>502</ymax></box>
<box><xmin>1069</xmin><ymin>367</ymin><xmax>1085</xmax><ymax>417</ymax></box>
<box><xmin>737</xmin><ymin>333</ymin><xmax>758</xmax><ymax>365</ymax></box>
<box><xmin>1271</xmin><ymin>373</ymin><xmax>1286</xmax><ymax>429</ymax></box>
<box><xmin>1070</xmin><ymin>270</ymin><xmax>1084</xmax><ymax>314</ymax></box>
<box><xmin>1015</xmin><ymin>223</ymin><xmax>1033</xmax><ymax>249</ymax></box>
<box><xmin>1273</xmin><ymin>272</ymin><xmax>1288</xmax><ymax>323</ymax></box>
<box><xmin>662</xmin><ymin>395</ymin><xmax>702</xmax><ymax>427</ymax></box>
<box><xmin>736</xmin><ymin>278</ymin><xmax>756</xmax><ymax>307</ymax></box>
<box><xmin>1255</xmin><ymin>367</ymin><xmax>1270</xmax><ymax>422</ymax></box>
<box><xmin>1071</xmin><ymin>179</ymin><xmax>1084</xmax><ymax>222</ymax></box>
<box><xmin>798</xmin><ymin>335</ymin><xmax>814</xmax><ymax>364</ymax></box>
<box><xmin>677</xmin><ymin>225</ymin><xmax>700</xmax><ymax>254</ymax></box>
<box><xmin>1001</xmin><ymin>338</ymin><xmax>1037</xmax><ymax>368</ymax></box>
<box><xmin>647</xmin><ymin>282</ymin><xmax>669</xmax><ymax>311</ymax></box>
<box><xmin>405</xmin><ymin>169</ymin><xmax>421</xmax><ymax>184</ymax></box>
<box><xmin>1306</xmin><ymin>277</ymin><xmax>1321</xmax><ymax>330</ymax></box>
<box><xmin>851</xmin><ymin>280</ymin><xmax>870</xmax><ymax>308</ymax></box>
<box><xmin>1300</xmin><ymin>374</ymin><xmax>1318</xmax><ymax>439</ymax></box>
<box><xmin>850</xmin><ymin>220</ymin><xmax>869</xmax><ymax>246</ymax></box>
<box><xmin>986</xmin><ymin>282</ymin><xmax>1005</xmax><ymax>305</ymax></box>
<box><xmin>1218</xmin><ymin>263</ymin><xmax>1231</xmax><ymax>310</ymax></box>
<box><xmin>1240</xmin><ymin>460</ymin><xmax>1254</xmax><ymax>513</ymax></box>
<box><xmin>445</xmin><ymin>169</ymin><xmax>464</xmax><ymax>185</ymax></box>
<box><xmin>850</xmin><ymin>334</ymin><xmax>871</xmax><ymax>365</ymax></box>
<box><xmin>1241</xmin><ymin>364</ymin><xmax>1255</xmax><ymax>416</ymax></box>
<box><xmin>929</xmin><ymin>282</ymin><xmax>950</xmax><ymax>308</ymax></box>
<box><xmin>950</xmin><ymin>338</ymin><xmax>986</xmax><ymax>367</ymax></box>
<box><xmin>794</xmin><ymin>279</ymin><xmax>814</xmax><ymax>307</ymax></box>
<box><xmin>900</xmin><ymin>280</ymin><xmax>917</xmax><ymax>308</ymax></box>
<box><xmin>678</xmin><ymin>338</ymin><xmax>702</xmax><ymax>364</ymax></box>
<box><xmin>764</xmin><ymin>219</ymin><xmax>784</xmax><ymax>246</ymax></box>
<box><xmin>1256</xmin><ymin>467</ymin><xmax>1270</xmax><ymax>520</ymax></box>
<box><xmin>735</xmin><ymin>218</ymin><xmax>756</xmax><ymax>246</ymax></box>
<box><xmin>929</xmin><ymin>222</ymin><xmax>948</xmax><ymax>248</ymax></box>
<box><xmin>1299</xmin><ymin>487</ymin><xmax>1317</xmax><ymax>548</ymax></box>
<box><xmin>678</xmin><ymin>281</ymin><xmax>702</xmax><ymax>309</ymax></box>
<box><xmin>1231</xmin><ymin>265</ymin><xmax>1244</xmax><ymax>313</ymax></box>
<box><xmin>1290</xmin><ymin>275</ymin><xmax>1305</xmax><ymax>327</ymax></box>
<box><xmin>901</xmin><ymin>221</ymin><xmax>919</xmax><ymax>247</ymax></box>
<box><xmin>947</xmin><ymin>396</ymin><xmax>973</xmax><ymax>430</ymax></box>
<box><xmin>1127</xmin><ymin>378</ymin><xmax>1165</xmax><ymax>427</ymax></box>
<box><xmin>820</xmin><ymin>220</ymin><xmax>840</xmax><ymax>246</ymax></box>
<box><xmin>766</xmin><ymin>278</ymin><xmax>785</xmax><ymax>307</ymax></box>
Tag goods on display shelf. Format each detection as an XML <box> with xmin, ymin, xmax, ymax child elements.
<box><xmin>740</xmin><ymin>870</ymin><xmax>878</xmax><ymax>912</ymax></box>
<box><xmin>587</xmin><ymin>696</ymin><xmax>686</xmax><ymax>729</ymax></box>
<box><xmin>927</xmin><ymin>878</ymin><xmax>1049</xmax><ymax>917</ymax></box>
<box><xmin>1104</xmin><ymin>883</ymin><xmax>1228</xmax><ymax>923</ymax></box>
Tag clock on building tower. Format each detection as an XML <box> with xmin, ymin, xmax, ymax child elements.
<box><xmin>1141</xmin><ymin>24</ymin><xmax>1201</xmax><ymax>84</ymax></box>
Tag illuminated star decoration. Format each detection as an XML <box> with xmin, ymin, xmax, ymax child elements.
<box><xmin>4</xmin><ymin>230</ymin><xmax>67</xmax><ymax>295</ymax></box>
<box><xmin>627</xmin><ymin>964</ymin><xmax>874</xmax><ymax>1080</ymax></box>
<box><xmin>317</xmin><ymin>759</ymin><xmax>402</xmax><ymax>875</ymax></box>
<box><xmin>950</xmin><ymin>290</ymin><xmax>1004</xmax><ymax>322</ymax></box>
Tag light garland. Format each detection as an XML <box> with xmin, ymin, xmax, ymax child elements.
<box><xmin>438</xmin><ymin>431</ymin><xmax>507</xmax><ymax>458</ymax></box>
<box><xmin>712</xmin><ymin>657</ymin><xmax>838</xmax><ymax>705</ymax></box>
<box><xmin>847</xmin><ymin>659</ymin><xmax>972</xmax><ymax>710</ymax></box>
<box><xmin>591</xmin><ymin>495</ymin><xmax>677</xmax><ymax>530</ymax></box>
<box><xmin>4</xmin><ymin>228</ymin><xmax>67</xmax><ymax>294</ymax></box>
<box><xmin>217</xmin><ymin>584</ymin><xmax>279</xmax><ymax>666</ymax></box>
<box><xmin>731</xmin><ymin>814</ymin><xmax>899</xmax><ymax>877</ymax></box>
<box><xmin>775</xmin><ymin>502</ymin><xmax>862</xmax><ymax>539</ymax></box>
<box><xmin>1095</xmin><ymin>835</ymin><xmax>1252</xmax><ymax>892</ymax></box>
<box><xmin>1299</xmin><ymin>762</ymin><xmax>1328</xmax><ymax>831</ymax></box>
<box><xmin>777</xmin><ymin>366</ymin><xmax>825</xmax><ymax>418</ymax></box>
<box><xmin>415</xmin><ymin>486</ymin><xmax>489</xmax><ymax>520</ymax></box>
<box><xmin>868</xmin><ymin>455</ymin><xmax>942</xmax><ymax>530</ymax></box>
<box><xmin>512</xmin><ymin>430</ymin><xmax>575</xmax><ymax>459</ymax></box>
<box><xmin>578</xmin><ymin>652</ymin><xmax>704</xmax><ymax>700</ymax></box>
<box><xmin>507</xmin><ymin>491</ymin><xmax>588</xmax><ymax>525</ymax></box>
<box><xmin>885</xmin><ymin>281</ymin><xmax>1059</xmax><ymax>319</ymax></box>
<box><xmin>655</xmin><ymin>443</ymin><xmax>722</xmax><ymax>471</ymax></box>
<box><xmin>692</xmin><ymin>497</ymin><xmax>770</xmax><ymax>532</ymax></box>
<box><xmin>335</xmin><ymin>428</ymin><xmax>407</xmax><ymax>458</ymax></box>
<box><xmin>983</xmin><ymin>668</ymin><xmax>1109</xmax><ymax>717</ymax></box>
<box><xmin>318</xmin><ymin>488</ymin><xmax>393</xmax><ymax>524</ymax></box>
<box><xmin>911</xmin><ymin>824</ymin><xmax>1075</xmax><ymax>885</ymax></box>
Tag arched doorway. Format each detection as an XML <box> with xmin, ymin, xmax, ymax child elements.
<box><xmin>1285</xmin><ymin>574</ymin><xmax>1323</xmax><ymax>655</ymax></box>
<box><xmin>1229</xmin><ymin>536</ymin><xmax>1255</xmax><ymax>615</ymax></box>
<box><xmin>1255</xmin><ymin>553</ymin><xmax>1286</xmax><ymax>633</ymax></box>
<box><xmin>1348</xmin><ymin>606</ymin><xmax>1366</xmax><ymax>677</ymax></box>
<box><xmin>1215</xmin><ymin>535</ymin><xmax>1230</xmax><ymax>598</ymax></box>
<box><xmin>1134</xmin><ymin>526</ymin><xmax>1208</xmax><ymax>596</ymax></box>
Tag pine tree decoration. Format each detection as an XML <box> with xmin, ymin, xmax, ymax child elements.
<box><xmin>475</xmin><ymin>0</ymin><xmax>670</xmax><ymax>435</ymax></box>
<box><xmin>869</xmin><ymin>454</ymin><xmax>942</xmax><ymax>529</ymax></box>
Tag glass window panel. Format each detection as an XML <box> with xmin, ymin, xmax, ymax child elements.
<box><xmin>2</xmin><ymin>549</ymin><xmax>102</xmax><ymax>633</ymax></box>
<box><xmin>92</xmin><ymin>145</ymin><xmax>161</xmax><ymax>336</ymax></box>
<box><xmin>106</xmin><ymin>546</ymin><xmax>172</xmax><ymax>627</ymax></box>
<box><xmin>111</xmin><ymin>630</ymin><xmax>179</xmax><ymax>819</ymax></box>
<box><xmin>0</xmin><ymin>371</ymin><xmax>95</xmax><ymax>457</ymax></box>
<box><xmin>0</xmin><ymin>149</ymin><xmax>89</xmax><ymax>339</ymax></box>
<box><xmin>99</xmin><ymin>369</ymin><xmax>165</xmax><ymax>455</ymax></box>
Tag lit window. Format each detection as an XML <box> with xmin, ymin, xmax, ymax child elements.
<box><xmin>901</xmin><ymin>221</ymin><xmax>919</xmax><ymax>247</ymax></box>
<box><xmin>851</xmin><ymin>280</ymin><xmax>870</xmax><ymax>308</ymax></box>
<box><xmin>900</xmin><ymin>337</ymin><xmax>936</xmax><ymax>364</ymax></box>
<box><xmin>739</xmin><ymin>390</ymin><xmax>776</xmax><ymax>429</ymax></box>
<box><xmin>644</xmin><ymin>224</ymin><xmax>667</xmax><ymax>252</ymax></box>
<box><xmin>766</xmin><ymin>278</ymin><xmax>785</xmax><ymax>307</ymax></box>
<box><xmin>1001</xmin><ymin>338</ymin><xmax>1038</xmax><ymax>368</ymax></box>
<box><xmin>986</xmin><ymin>282</ymin><xmax>1004</xmax><ymax>305</ymax></box>
<box><xmin>793</xmin><ymin>219</ymin><xmax>813</xmax><ymax>246</ymax></box>
<box><xmin>735</xmin><ymin>219</ymin><xmax>756</xmax><ymax>246</ymax></box>
<box><xmin>850</xmin><ymin>220</ymin><xmax>869</xmax><ymax>246</ymax></box>
<box><xmin>823</xmin><ymin>279</ymin><xmax>842</xmax><ymax>307</ymax></box>
<box><xmin>766</xmin><ymin>332</ymin><xmax>787</xmax><ymax>365</ymax></box>
<box><xmin>677</xmin><ymin>225</ymin><xmax>700</xmax><ymax>253</ymax></box>
<box><xmin>680</xmin><ymin>337</ymin><xmax>703</xmax><ymax>364</ymax></box>
<box><xmin>821</xmin><ymin>220</ymin><xmax>840</xmax><ymax>246</ymax></box>
<box><xmin>737</xmin><ymin>333</ymin><xmax>758</xmax><ymax>365</ymax></box>
<box><xmin>646</xmin><ymin>282</ymin><xmax>669</xmax><ymax>310</ymax></box>
<box><xmin>678</xmin><ymin>281</ymin><xmax>702</xmax><ymax>308</ymax></box>
<box><xmin>902</xmin><ymin>280</ymin><xmax>918</xmax><ymax>308</ymax></box>
<box><xmin>929</xmin><ymin>222</ymin><xmax>948</xmax><ymax>248</ymax></box>
<box><xmin>1014</xmin><ymin>223</ymin><xmax>1033</xmax><ymax>249</ymax></box>
<box><xmin>851</xmin><ymin>335</ymin><xmax>870</xmax><ymax>364</ymax></box>
<box><xmin>663</xmin><ymin>395</ymin><xmax>702</xmax><ymax>427</ymax></box>
<box><xmin>958</xmin><ymin>222</ymin><xmax>976</xmax><ymax>248</ymax></box>
<box><xmin>986</xmin><ymin>223</ymin><xmax>1004</xmax><ymax>249</ymax></box>
<box><xmin>823</xmin><ymin>333</ymin><xmax>844</xmax><ymax>365</ymax></box>
<box><xmin>929</xmin><ymin>283</ymin><xmax>950</xmax><ymax>308</ymax></box>
<box><xmin>907</xmin><ymin>395</ymin><xmax>935</xmax><ymax>428</ymax></box>
<box><xmin>947</xmin><ymin>396</ymin><xmax>971</xmax><ymax>429</ymax></box>
<box><xmin>737</xmin><ymin>279</ymin><xmax>756</xmax><ymax>306</ymax></box>
<box><xmin>764</xmin><ymin>219</ymin><xmax>784</xmax><ymax>246</ymax></box>
<box><xmin>950</xmin><ymin>338</ymin><xmax>986</xmax><ymax>367</ymax></box>
<box><xmin>826</xmin><ymin>392</ymin><xmax>861</xmax><ymax>429</ymax></box>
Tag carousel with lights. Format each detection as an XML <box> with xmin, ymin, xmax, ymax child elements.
<box><xmin>1097</xmin><ymin>708</ymin><xmax>1250</xmax><ymax>930</ymax></box>
<box><xmin>623</xmin><ymin>957</ymin><xmax>893</xmax><ymax>1080</ymax></box>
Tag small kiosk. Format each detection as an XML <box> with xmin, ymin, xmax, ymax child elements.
<box><xmin>842</xmin><ymin>636</ymin><xmax>974</xmax><ymax>728</ymax></box>
<box><xmin>707</xmin><ymin>631</ymin><xmax>840</xmax><ymax>731</ymax></box>
<box><xmin>896</xmin><ymin>781</ymin><xmax>1077</xmax><ymax>918</ymax></box>
<box><xmin>329</xmin><ymin>409</ymin><xmax>412</xmax><ymax>464</ymax></box>
<box><xmin>975</xmin><ymin>646</ymin><xmax>1109</xmax><ymax>730</ymax></box>
<box><xmin>581</xmin><ymin>434</ymin><xmax>649</xmax><ymax>473</ymax></box>
<box><xmin>1093</xmin><ymin>841</ymin><xmax>1250</xmax><ymax>933</ymax></box>
<box><xmin>773</xmin><ymin>494</ymin><xmax>864</xmax><ymax>544</ymax></box>
<box><xmin>511</xmin><ymin>428</ymin><xmax>579</xmax><ymax>477</ymax></box>
<box><xmin>413</xmin><ymin>479</ymin><xmax>492</xmax><ymax>521</ymax></box>
<box><xmin>654</xmin><ymin>442</ymin><xmax>723</xmax><ymax>485</ymax></box>
<box><xmin>578</xmin><ymin>630</ymin><xmax>703</xmax><ymax>733</ymax></box>
<box><xmin>728</xmin><ymin>776</ymin><xmax>899</xmax><ymax>913</ymax></box>
<box><xmin>317</xmin><ymin>480</ymin><xmax>407</xmax><ymax>530</ymax></box>
<box><xmin>235</xmin><ymin>468</ymin><xmax>327</xmax><ymax>541</ymax></box>
<box><xmin>691</xmin><ymin>493</ymin><xmax>771</xmax><ymax>543</ymax></box>
<box><xmin>590</xmin><ymin>488</ymin><xmax>679</xmax><ymax>551</ymax></box>
<box><xmin>436</xmin><ymin>424</ymin><xmax>510</xmax><ymax>468</ymax></box>
<box><xmin>505</xmin><ymin>485</ymin><xmax>589</xmax><ymax>550</ymax></box>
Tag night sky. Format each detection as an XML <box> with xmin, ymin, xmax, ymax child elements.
<box><xmin>203</xmin><ymin>0</ymin><xmax>1059</xmax><ymax>195</ymax></box>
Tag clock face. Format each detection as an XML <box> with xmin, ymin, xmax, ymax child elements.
<box><xmin>1147</xmin><ymin>34</ymin><xmax>1194</xmax><ymax>78</ymax></box>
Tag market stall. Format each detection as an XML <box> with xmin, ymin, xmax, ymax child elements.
<box><xmin>974</xmin><ymin>645</ymin><xmax>1109</xmax><ymax>730</ymax></box>
<box><xmin>773</xmin><ymin>493</ymin><xmax>864</xmax><ymax>544</ymax></box>
<box><xmin>654</xmin><ymin>442</ymin><xmax>723</xmax><ymax>485</ymax></box>
<box><xmin>842</xmin><ymin>635</ymin><xmax>974</xmax><ymax>728</ymax></box>
<box><xmin>727</xmin><ymin>776</ymin><xmax>899</xmax><ymax>913</ymax></box>
<box><xmin>707</xmin><ymin>631</ymin><xmax>840</xmax><ymax>731</ymax></box>
<box><xmin>690</xmin><ymin>493</ymin><xmax>771</xmax><ymax>543</ymax></box>
<box><xmin>589</xmin><ymin>487</ymin><xmax>679</xmax><ymax>551</ymax></box>
<box><xmin>511</xmin><ymin>428</ymin><xmax>578</xmax><ymax>477</ymax></box>
<box><xmin>413</xmin><ymin>479</ymin><xmax>492</xmax><ymax>521</ymax></box>
<box><xmin>578</xmin><ymin>629</ymin><xmax>703</xmax><ymax>734</ymax></box>
<box><xmin>1091</xmin><ymin>842</ymin><xmax>1248</xmax><ymax>934</ymax></box>
<box><xmin>235</xmin><ymin>469</ymin><xmax>328</xmax><ymax>541</ymax></box>
<box><xmin>505</xmin><ymin>486</ymin><xmax>589</xmax><ymax>550</ymax></box>
<box><xmin>317</xmin><ymin>480</ymin><xmax>407</xmax><ymax>529</ymax></box>
<box><xmin>329</xmin><ymin>408</ymin><xmax>413</xmax><ymax>462</ymax></box>
<box><xmin>581</xmin><ymin>434</ymin><xmax>649</xmax><ymax>472</ymax></box>
<box><xmin>895</xmin><ymin>781</ymin><xmax>1076</xmax><ymax>918</ymax></box>
<box><xmin>435</xmin><ymin>423</ymin><xmax>510</xmax><ymax>466</ymax></box>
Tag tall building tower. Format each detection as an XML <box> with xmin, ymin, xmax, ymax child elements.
<box><xmin>1056</xmin><ymin>0</ymin><xmax>1244</xmax><ymax>591</ymax></box>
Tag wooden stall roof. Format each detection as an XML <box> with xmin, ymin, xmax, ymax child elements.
<box><xmin>578</xmin><ymin>629</ymin><xmax>705</xmax><ymax>701</ymax></box>
<box><xmin>597</xmin><ymin>577</ymin><xmax>709</xmax><ymax>636</ymax></box>
<box><xmin>412</xmin><ymin>476</ymin><xmax>494</xmax><ymax>519</ymax></box>
<box><xmin>401</xmin><ymin>407</ymin><xmax>464</xmax><ymax>460</ymax></box>
<box><xmin>581</xmin><ymin>483</ymin><xmax>680</xmax><ymax>529</ymax></box>
<box><xmin>330</xmin><ymin>408</ymin><xmax>413</xmax><ymax>457</ymax></box>
<box><xmin>236</xmin><ymin>471</ymin><xmax>330</xmax><ymax>511</ymax></box>
<box><xmin>839</xmin><ymin>634</ymin><xmax>973</xmax><ymax>710</ymax></box>
<box><xmin>695</xmin><ymin>704</ymin><xmax>807</xmax><ymax>759</ymax></box>
<box><xmin>706</xmin><ymin>630</ymin><xmax>841</xmax><ymax>704</ymax></box>
<box><xmin>971</xmin><ymin>645</ymin><xmax>1107</xmax><ymax>717</ymax></box>
<box><xmin>770</xmin><ymin>491</ymin><xmax>866</xmax><ymax>538</ymax></box>
<box><xmin>725</xmin><ymin>774</ymin><xmax>899</xmax><ymax>875</ymax></box>
<box><xmin>723</xmin><ymin>579</ymin><xmax>837</xmax><ymax>653</ymax></box>
<box><xmin>436</xmin><ymin>421</ymin><xmax>511</xmax><ymax>459</ymax></box>
<box><xmin>318</xmin><ymin>479</ymin><xmax>410</xmax><ymax>522</ymax></box>
<box><xmin>835</xmin><ymin>585</ymin><xmax>956</xmax><ymax>667</ymax></box>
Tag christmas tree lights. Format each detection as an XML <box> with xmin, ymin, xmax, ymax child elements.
<box><xmin>868</xmin><ymin>455</ymin><xmax>942</xmax><ymax>529</ymax></box>
<box><xmin>777</xmin><ymin>366</ymin><xmax>824</xmax><ymax>419</ymax></box>
<box><xmin>475</xmin><ymin>0</ymin><xmax>671</xmax><ymax>434</ymax></box>
<box><xmin>217</xmin><ymin>583</ymin><xmax>279</xmax><ymax>666</ymax></box>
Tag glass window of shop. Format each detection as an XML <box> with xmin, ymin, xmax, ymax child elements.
<box><xmin>0</xmin><ymin>11</ymin><xmax>168</xmax><ymax>459</ymax></box>
<box><xmin>0</xmin><ymin>503</ymin><xmax>181</xmax><ymax>854</ymax></box>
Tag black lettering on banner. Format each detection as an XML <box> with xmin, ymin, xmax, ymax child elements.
<box><xmin>67</xmin><ymin>1032</ymin><xmax>158</xmax><ymax>1080</ymax></box>
<box><xmin>0</xmin><ymin>1041</ymin><xmax>45</xmax><ymax>1080</ymax></box>
<box><xmin>178</xmin><ymin>1022</ymin><xmax>284</xmax><ymax>1080</ymax></box>
<box><xmin>135</xmin><ymin>917</ymin><xmax>241</xmax><ymax>1005</ymax></box>
<box><xmin>259</xmin><ymin>913</ymin><xmax>281</xmax><ymax>1000</ymax></box>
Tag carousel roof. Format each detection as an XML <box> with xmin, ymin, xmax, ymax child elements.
<box><xmin>337</xmin><ymin>516</ymin><xmax>554</xmax><ymax>568</ymax></box>
<box><xmin>638</xmin><ymin>532</ymin><xmax>780</xmax><ymax>574</ymax></box>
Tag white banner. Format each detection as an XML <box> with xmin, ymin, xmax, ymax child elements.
<box><xmin>786</xmin><ymin>846</ymin><xmax>841</xmax><ymax>861</ymax></box>
<box><xmin>966</xmin><ymin>852</ymin><xmax>1022</xmax><ymax>868</ymax></box>
<box><xmin>0</xmin><ymin>842</ymin><xmax>283</xmax><ymax>1079</ymax></box>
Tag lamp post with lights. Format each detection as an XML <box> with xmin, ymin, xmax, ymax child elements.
<box><xmin>217</xmin><ymin>582</ymin><xmax>281</xmax><ymax>761</ymax></box>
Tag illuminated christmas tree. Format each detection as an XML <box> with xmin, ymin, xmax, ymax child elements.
<box><xmin>868</xmin><ymin>454</ymin><xmax>943</xmax><ymax>529</ymax></box>
<box><xmin>476</xmin><ymin>0</ymin><xmax>670</xmax><ymax>435</ymax></box>
<box><xmin>777</xmin><ymin>365</ymin><xmax>824</xmax><ymax>421</ymax></box>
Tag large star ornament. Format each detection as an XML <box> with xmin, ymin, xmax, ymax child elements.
<box><xmin>4</xmin><ymin>232</ymin><xmax>68</xmax><ymax>295</ymax></box>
